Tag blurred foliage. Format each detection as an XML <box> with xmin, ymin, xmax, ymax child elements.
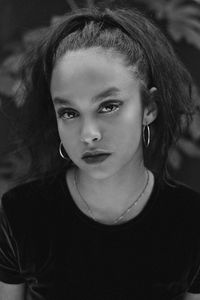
<box><xmin>135</xmin><ymin>0</ymin><xmax>200</xmax><ymax>49</ymax></box>
<box><xmin>168</xmin><ymin>84</ymin><xmax>200</xmax><ymax>169</ymax></box>
<box><xmin>0</xmin><ymin>0</ymin><xmax>200</xmax><ymax>193</ymax></box>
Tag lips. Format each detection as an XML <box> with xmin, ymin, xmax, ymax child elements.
<box><xmin>82</xmin><ymin>150</ymin><xmax>111</xmax><ymax>159</ymax></box>
<box><xmin>82</xmin><ymin>153</ymin><xmax>111</xmax><ymax>164</ymax></box>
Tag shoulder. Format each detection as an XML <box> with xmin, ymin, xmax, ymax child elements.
<box><xmin>156</xmin><ymin>177</ymin><xmax>200</xmax><ymax>233</ymax></box>
<box><xmin>0</xmin><ymin>169</ymin><xmax>66</xmax><ymax>236</ymax></box>
<box><xmin>1</xmin><ymin>173</ymin><xmax>60</xmax><ymax>210</ymax></box>
<box><xmin>161</xmin><ymin>178</ymin><xmax>200</xmax><ymax>208</ymax></box>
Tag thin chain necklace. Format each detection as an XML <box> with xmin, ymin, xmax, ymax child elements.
<box><xmin>74</xmin><ymin>169</ymin><xmax>150</xmax><ymax>224</ymax></box>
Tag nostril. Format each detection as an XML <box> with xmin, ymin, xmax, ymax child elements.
<box><xmin>80</xmin><ymin>135</ymin><xmax>101</xmax><ymax>143</ymax></box>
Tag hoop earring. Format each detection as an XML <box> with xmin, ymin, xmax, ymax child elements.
<box><xmin>59</xmin><ymin>142</ymin><xmax>68</xmax><ymax>159</ymax></box>
<box><xmin>143</xmin><ymin>124</ymin><xmax>151</xmax><ymax>148</ymax></box>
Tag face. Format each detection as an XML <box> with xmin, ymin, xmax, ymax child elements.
<box><xmin>50</xmin><ymin>47</ymin><xmax>156</xmax><ymax>179</ymax></box>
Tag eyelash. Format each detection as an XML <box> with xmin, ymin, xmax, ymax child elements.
<box><xmin>57</xmin><ymin>101</ymin><xmax>123</xmax><ymax>120</ymax></box>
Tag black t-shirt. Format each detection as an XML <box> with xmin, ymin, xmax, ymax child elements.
<box><xmin>0</xmin><ymin>168</ymin><xmax>200</xmax><ymax>300</ymax></box>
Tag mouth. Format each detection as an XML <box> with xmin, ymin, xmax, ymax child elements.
<box><xmin>82</xmin><ymin>153</ymin><xmax>111</xmax><ymax>164</ymax></box>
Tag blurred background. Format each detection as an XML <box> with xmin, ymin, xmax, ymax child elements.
<box><xmin>0</xmin><ymin>0</ymin><xmax>200</xmax><ymax>197</ymax></box>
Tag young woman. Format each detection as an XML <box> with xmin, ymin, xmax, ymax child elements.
<box><xmin>0</xmin><ymin>6</ymin><xmax>200</xmax><ymax>300</ymax></box>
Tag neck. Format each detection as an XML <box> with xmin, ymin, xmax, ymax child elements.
<box><xmin>75</xmin><ymin>161</ymin><xmax>148</xmax><ymax>212</ymax></box>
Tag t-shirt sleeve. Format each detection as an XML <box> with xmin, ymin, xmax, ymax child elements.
<box><xmin>0</xmin><ymin>195</ymin><xmax>24</xmax><ymax>284</ymax></box>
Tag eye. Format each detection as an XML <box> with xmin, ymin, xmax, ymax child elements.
<box><xmin>99</xmin><ymin>101</ymin><xmax>122</xmax><ymax>114</ymax></box>
<box><xmin>57</xmin><ymin>108</ymin><xmax>79</xmax><ymax>120</ymax></box>
<box><xmin>56</xmin><ymin>100</ymin><xmax>123</xmax><ymax>120</ymax></box>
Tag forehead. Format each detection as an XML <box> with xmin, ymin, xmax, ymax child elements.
<box><xmin>50</xmin><ymin>47</ymin><xmax>139</xmax><ymax>98</ymax></box>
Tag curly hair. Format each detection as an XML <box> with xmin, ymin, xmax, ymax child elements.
<box><xmin>12</xmin><ymin>6</ymin><xmax>194</xmax><ymax>185</ymax></box>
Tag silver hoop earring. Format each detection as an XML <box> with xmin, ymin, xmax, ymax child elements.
<box><xmin>59</xmin><ymin>142</ymin><xmax>68</xmax><ymax>159</ymax></box>
<box><xmin>143</xmin><ymin>124</ymin><xmax>151</xmax><ymax>147</ymax></box>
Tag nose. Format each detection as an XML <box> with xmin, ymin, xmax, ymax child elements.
<box><xmin>80</xmin><ymin>117</ymin><xmax>102</xmax><ymax>144</ymax></box>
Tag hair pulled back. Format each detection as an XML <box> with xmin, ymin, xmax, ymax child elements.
<box><xmin>14</xmin><ymin>6</ymin><xmax>194</xmax><ymax>184</ymax></box>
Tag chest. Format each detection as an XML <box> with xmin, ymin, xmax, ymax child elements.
<box><xmin>20</xmin><ymin>216</ymin><xmax>198</xmax><ymax>300</ymax></box>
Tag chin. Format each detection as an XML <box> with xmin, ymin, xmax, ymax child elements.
<box><xmin>78</xmin><ymin>165</ymin><xmax>113</xmax><ymax>180</ymax></box>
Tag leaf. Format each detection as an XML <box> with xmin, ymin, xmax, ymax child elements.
<box><xmin>0</xmin><ymin>71</ymin><xmax>18</xmax><ymax>96</ymax></box>
<box><xmin>181</xmin><ymin>18</ymin><xmax>200</xmax><ymax>31</ymax></box>
<box><xmin>189</xmin><ymin>112</ymin><xmax>200</xmax><ymax>140</ymax></box>
<box><xmin>51</xmin><ymin>15</ymin><xmax>65</xmax><ymax>25</ymax></box>
<box><xmin>1</xmin><ymin>54</ymin><xmax>23</xmax><ymax>75</ymax></box>
<box><xmin>177</xmin><ymin>138</ymin><xmax>200</xmax><ymax>157</ymax></box>
<box><xmin>174</xmin><ymin>5</ymin><xmax>200</xmax><ymax>18</ymax></box>
<box><xmin>134</xmin><ymin>0</ymin><xmax>166</xmax><ymax>15</ymax></box>
<box><xmin>0</xmin><ymin>151</ymin><xmax>31</xmax><ymax>181</ymax></box>
<box><xmin>168</xmin><ymin>22</ymin><xmax>183</xmax><ymax>40</ymax></box>
<box><xmin>86</xmin><ymin>0</ymin><xmax>95</xmax><ymax>8</ymax></box>
<box><xmin>165</xmin><ymin>5</ymin><xmax>200</xmax><ymax>48</ymax></box>
<box><xmin>184</xmin><ymin>27</ymin><xmax>200</xmax><ymax>49</ymax></box>
<box><xmin>135</xmin><ymin>0</ymin><xmax>200</xmax><ymax>49</ymax></box>
<box><xmin>168</xmin><ymin>22</ymin><xmax>200</xmax><ymax>49</ymax></box>
<box><xmin>65</xmin><ymin>0</ymin><xmax>79</xmax><ymax>11</ymax></box>
<box><xmin>23</xmin><ymin>27</ymin><xmax>48</xmax><ymax>47</ymax></box>
<box><xmin>167</xmin><ymin>8</ymin><xmax>200</xmax><ymax>23</ymax></box>
<box><xmin>0</xmin><ymin>179</ymin><xmax>12</xmax><ymax>198</ymax></box>
<box><xmin>168</xmin><ymin>147</ymin><xmax>182</xmax><ymax>169</ymax></box>
<box><xmin>192</xmin><ymin>84</ymin><xmax>200</xmax><ymax>107</ymax></box>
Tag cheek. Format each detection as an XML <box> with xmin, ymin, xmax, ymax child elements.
<box><xmin>114</xmin><ymin>108</ymin><xmax>143</xmax><ymax>141</ymax></box>
<box><xmin>111</xmin><ymin>113</ymin><xmax>143</xmax><ymax>160</ymax></box>
<box><xmin>57</xmin><ymin>122</ymin><xmax>77</xmax><ymax>152</ymax></box>
<box><xmin>57</xmin><ymin>121</ymin><xmax>66</xmax><ymax>140</ymax></box>
<box><xmin>114</xmin><ymin>124</ymin><xmax>142</xmax><ymax>150</ymax></box>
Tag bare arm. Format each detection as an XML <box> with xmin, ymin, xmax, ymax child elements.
<box><xmin>184</xmin><ymin>293</ymin><xmax>200</xmax><ymax>300</ymax></box>
<box><xmin>0</xmin><ymin>282</ymin><xmax>25</xmax><ymax>300</ymax></box>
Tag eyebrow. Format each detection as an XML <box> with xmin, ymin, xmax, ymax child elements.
<box><xmin>52</xmin><ymin>87</ymin><xmax>121</xmax><ymax>106</ymax></box>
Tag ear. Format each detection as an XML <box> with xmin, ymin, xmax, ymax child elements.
<box><xmin>142</xmin><ymin>87</ymin><xmax>158</xmax><ymax>125</ymax></box>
